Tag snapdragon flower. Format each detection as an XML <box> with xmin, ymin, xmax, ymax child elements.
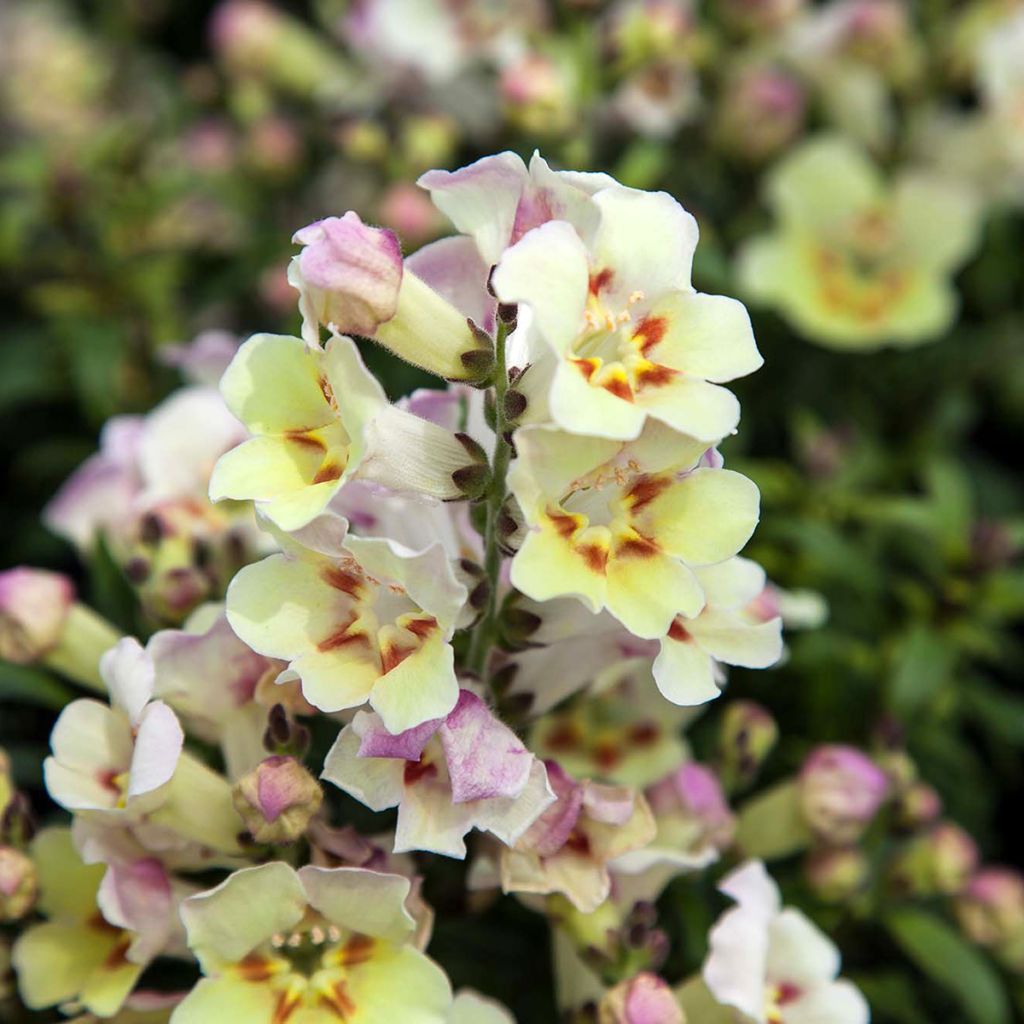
<box><xmin>226</xmin><ymin>514</ymin><xmax>466</xmax><ymax>732</ymax></box>
<box><xmin>703</xmin><ymin>860</ymin><xmax>869</xmax><ymax>1023</ymax></box>
<box><xmin>209</xmin><ymin>332</ymin><xmax>479</xmax><ymax>531</ymax></box>
<box><xmin>322</xmin><ymin>690</ymin><xmax>554</xmax><ymax>857</ymax></box>
<box><xmin>493</xmin><ymin>183</ymin><xmax>761</xmax><ymax>442</ymax></box>
<box><xmin>173</xmin><ymin>862</ymin><xmax>451</xmax><ymax>1023</ymax></box>
<box><xmin>508</xmin><ymin>422</ymin><xmax>760</xmax><ymax>640</ymax></box>
<box><xmin>740</xmin><ymin>136</ymin><xmax>980</xmax><ymax>348</ymax></box>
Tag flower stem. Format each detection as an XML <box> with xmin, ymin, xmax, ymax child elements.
<box><xmin>467</xmin><ymin>319</ymin><xmax>512</xmax><ymax>676</ymax></box>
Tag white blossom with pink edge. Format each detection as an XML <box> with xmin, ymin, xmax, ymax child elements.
<box><xmin>703</xmin><ymin>860</ymin><xmax>869</xmax><ymax>1023</ymax></box>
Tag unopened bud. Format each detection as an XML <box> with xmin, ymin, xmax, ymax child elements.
<box><xmin>497</xmin><ymin>497</ymin><xmax>526</xmax><ymax>555</ymax></box>
<box><xmin>0</xmin><ymin>847</ymin><xmax>37</xmax><ymax>921</ymax></box>
<box><xmin>717</xmin><ymin>700</ymin><xmax>778</xmax><ymax>790</ymax></box>
<box><xmin>895</xmin><ymin>781</ymin><xmax>942</xmax><ymax>830</ymax></box>
<box><xmin>599</xmin><ymin>973</ymin><xmax>685</xmax><ymax>1024</ymax></box>
<box><xmin>0</xmin><ymin>568</ymin><xmax>74</xmax><ymax>664</ymax></box>
<box><xmin>805</xmin><ymin>846</ymin><xmax>870</xmax><ymax>903</ymax></box>
<box><xmin>501</xmin><ymin>606</ymin><xmax>543</xmax><ymax>648</ymax></box>
<box><xmin>891</xmin><ymin>821</ymin><xmax>979</xmax><ymax>897</ymax></box>
<box><xmin>799</xmin><ymin>745</ymin><xmax>889</xmax><ymax>844</ymax></box>
<box><xmin>955</xmin><ymin>868</ymin><xmax>1024</xmax><ymax>971</ymax></box>
<box><xmin>232</xmin><ymin>755</ymin><xmax>323</xmax><ymax>844</ymax></box>
<box><xmin>715</xmin><ymin>67</ymin><xmax>805</xmax><ymax>163</ymax></box>
<box><xmin>647</xmin><ymin>762</ymin><xmax>735</xmax><ymax>853</ymax></box>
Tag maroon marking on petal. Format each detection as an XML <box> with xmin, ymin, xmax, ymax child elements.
<box><xmin>564</xmin><ymin>829</ymin><xmax>592</xmax><ymax>857</ymax></box>
<box><xmin>634</xmin><ymin>315</ymin><xmax>667</xmax><ymax>354</ymax></box>
<box><xmin>320</xmin><ymin>980</ymin><xmax>356</xmax><ymax>1019</ymax></box>
<box><xmin>313</xmin><ymin>462</ymin><xmax>343</xmax><ymax>485</ymax></box>
<box><xmin>286</xmin><ymin>431</ymin><xmax>327</xmax><ymax>451</ymax></box>
<box><xmin>338</xmin><ymin>933</ymin><xmax>376</xmax><ymax>967</ymax></box>
<box><xmin>624</xmin><ymin>474</ymin><xmax>671</xmax><ymax>514</ymax></box>
<box><xmin>97</xmin><ymin>769</ymin><xmax>122</xmax><ymax>795</ymax></box>
<box><xmin>321</xmin><ymin>567</ymin><xmax>363</xmax><ymax>596</ymax></box>
<box><xmin>403</xmin><ymin>616</ymin><xmax>438</xmax><ymax>640</ymax></box>
<box><xmin>777</xmin><ymin>982</ymin><xmax>802</xmax><ymax>1005</ymax></box>
<box><xmin>578</xmin><ymin>542</ymin><xmax>609</xmax><ymax>574</ymax></box>
<box><xmin>381</xmin><ymin>642</ymin><xmax>415</xmax><ymax>674</ymax></box>
<box><xmin>102</xmin><ymin>935</ymin><xmax>132</xmax><ymax>970</ymax></box>
<box><xmin>549</xmin><ymin>509</ymin><xmax>581</xmax><ymax>540</ymax></box>
<box><xmin>667</xmin><ymin>619</ymin><xmax>692</xmax><ymax>643</ymax></box>
<box><xmin>403</xmin><ymin>758</ymin><xmax>438</xmax><ymax>786</ymax></box>
<box><xmin>635</xmin><ymin>362</ymin><xmax>676</xmax><ymax>389</ymax></box>
<box><xmin>629</xmin><ymin>722</ymin><xmax>660</xmax><ymax>746</ymax></box>
<box><xmin>272</xmin><ymin>988</ymin><xmax>303</xmax><ymax>1024</ymax></box>
<box><xmin>545</xmin><ymin>722</ymin><xmax>582</xmax><ymax>752</ymax></box>
<box><xmin>235</xmin><ymin>954</ymin><xmax>279</xmax><ymax>983</ymax></box>
<box><xmin>570</xmin><ymin>357</ymin><xmax>600</xmax><ymax>381</ymax></box>
<box><xmin>615</xmin><ymin>534</ymin><xmax>660</xmax><ymax>559</ymax></box>
<box><xmin>589</xmin><ymin>268</ymin><xmax>614</xmax><ymax>296</ymax></box>
<box><xmin>593</xmin><ymin>741</ymin><xmax>621</xmax><ymax>770</ymax></box>
<box><xmin>601</xmin><ymin>373</ymin><xmax>634</xmax><ymax>402</ymax></box>
<box><xmin>318</xmin><ymin>621</ymin><xmax>369</xmax><ymax>653</ymax></box>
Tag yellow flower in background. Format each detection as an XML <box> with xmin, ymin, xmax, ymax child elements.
<box><xmin>739</xmin><ymin>136</ymin><xmax>981</xmax><ymax>350</ymax></box>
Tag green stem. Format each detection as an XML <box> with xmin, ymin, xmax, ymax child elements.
<box><xmin>467</xmin><ymin>320</ymin><xmax>512</xmax><ymax>676</ymax></box>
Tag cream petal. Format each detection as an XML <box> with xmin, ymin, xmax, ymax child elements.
<box><xmin>169</xmin><ymin>976</ymin><xmax>280</xmax><ymax>1024</ymax></box>
<box><xmin>49</xmin><ymin>699</ymin><xmax>132</xmax><ymax>778</ymax></box>
<box><xmin>126</xmin><ymin>701</ymin><xmax>184</xmax><ymax>799</ymax></box>
<box><xmin>369</xmin><ymin>633</ymin><xmax>459</xmax><ymax>735</ymax></box>
<box><xmin>291</xmin><ymin>646</ymin><xmax>380</xmax><ymax>715</ymax></box>
<box><xmin>688</xmin><ymin>611</ymin><xmax>783</xmax><ymax>669</ymax></box>
<box><xmin>605</xmin><ymin>543</ymin><xmax>705</xmax><ymax>638</ymax></box>
<box><xmin>298</xmin><ymin>866</ymin><xmax>416</xmax><ymax>943</ymax></box>
<box><xmin>783</xmin><ymin>980</ymin><xmax>869</xmax><ymax>1024</ymax></box>
<box><xmin>548</xmin><ymin>360</ymin><xmax>648</xmax><ymax>441</ymax></box>
<box><xmin>695</xmin><ymin>557</ymin><xmax>767</xmax><ymax>610</ymax></box>
<box><xmin>639</xmin><ymin>469</ymin><xmax>760</xmax><ymax>566</ymax></box>
<box><xmin>219</xmin><ymin>333</ymin><xmax>332</xmax><ymax>433</ymax></box>
<box><xmin>509</xmin><ymin>522</ymin><xmax>608</xmax><ymax>614</ymax></box>
<box><xmin>591</xmin><ymin>186</ymin><xmax>699</xmax><ymax>297</ymax></box>
<box><xmin>101</xmin><ymin>638</ymin><xmax>156</xmax><ymax>726</ymax></box>
<box><xmin>652</xmin><ymin>632</ymin><xmax>721</xmax><ymax>706</ymax></box>
<box><xmin>491</xmin><ymin>220</ymin><xmax>590</xmax><ymax>354</ymax></box>
<box><xmin>180</xmin><ymin>862</ymin><xmax>307</xmax><ymax>971</ymax></box>
<box><xmin>321</xmin><ymin>723</ymin><xmax>406</xmax><ymax>812</ymax></box>
<box><xmin>341</xmin><ymin>943</ymin><xmax>452</xmax><ymax>1024</ymax></box>
<box><xmin>766</xmin><ymin>909</ymin><xmax>841</xmax><ymax>989</ymax></box>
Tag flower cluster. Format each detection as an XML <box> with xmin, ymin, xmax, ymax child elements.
<box><xmin>0</xmin><ymin>152</ymin><xmax>821</xmax><ymax>1022</ymax></box>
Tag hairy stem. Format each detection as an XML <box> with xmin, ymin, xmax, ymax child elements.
<box><xmin>467</xmin><ymin>319</ymin><xmax>512</xmax><ymax>676</ymax></box>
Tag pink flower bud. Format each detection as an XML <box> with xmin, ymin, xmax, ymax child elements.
<box><xmin>647</xmin><ymin>763</ymin><xmax>735</xmax><ymax>852</ymax></box>
<box><xmin>716</xmin><ymin>68</ymin><xmax>805</xmax><ymax>163</ymax></box>
<box><xmin>232</xmin><ymin>755</ymin><xmax>323</xmax><ymax>845</ymax></box>
<box><xmin>799</xmin><ymin>745</ymin><xmax>889</xmax><ymax>844</ymax></box>
<box><xmin>892</xmin><ymin>821</ymin><xmax>979</xmax><ymax>897</ymax></box>
<box><xmin>0</xmin><ymin>847</ymin><xmax>37</xmax><ymax>922</ymax></box>
<box><xmin>600</xmin><ymin>973</ymin><xmax>684</xmax><ymax>1024</ymax></box>
<box><xmin>293</xmin><ymin>212</ymin><xmax>403</xmax><ymax>337</ymax></box>
<box><xmin>805</xmin><ymin>846</ymin><xmax>870</xmax><ymax>902</ymax></box>
<box><xmin>378</xmin><ymin>184</ymin><xmax>443</xmax><ymax>245</ymax></box>
<box><xmin>0</xmin><ymin>568</ymin><xmax>74</xmax><ymax>664</ymax></box>
<box><xmin>956</xmin><ymin>868</ymin><xmax>1024</xmax><ymax>969</ymax></box>
<box><xmin>895</xmin><ymin>780</ymin><xmax>942</xmax><ymax>829</ymax></box>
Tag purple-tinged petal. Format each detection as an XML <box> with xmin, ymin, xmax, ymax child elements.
<box><xmin>127</xmin><ymin>702</ymin><xmax>184</xmax><ymax>799</ymax></box>
<box><xmin>98</xmin><ymin>858</ymin><xmax>173</xmax><ymax>963</ymax></box>
<box><xmin>357</xmin><ymin>714</ymin><xmax>442</xmax><ymax>761</ymax></box>
<box><xmin>101</xmin><ymin>638</ymin><xmax>156</xmax><ymax>727</ymax></box>
<box><xmin>521</xmin><ymin>761</ymin><xmax>585</xmax><ymax>856</ymax></box>
<box><xmin>439</xmin><ymin>691</ymin><xmax>532</xmax><ymax>804</ymax></box>
<box><xmin>583</xmin><ymin>781</ymin><xmax>637</xmax><ymax>826</ymax></box>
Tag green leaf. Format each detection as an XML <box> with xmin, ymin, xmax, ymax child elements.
<box><xmin>885</xmin><ymin>909</ymin><xmax>1011</xmax><ymax>1024</ymax></box>
<box><xmin>735</xmin><ymin>779</ymin><xmax>812</xmax><ymax>861</ymax></box>
<box><xmin>0</xmin><ymin>662</ymin><xmax>74</xmax><ymax>710</ymax></box>
<box><xmin>889</xmin><ymin>626</ymin><xmax>954</xmax><ymax>715</ymax></box>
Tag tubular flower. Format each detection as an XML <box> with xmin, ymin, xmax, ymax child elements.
<box><xmin>703</xmin><ymin>860</ymin><xmax>869</xmax><ymax>1024</ymax></box>
<box><xmin>209</xmin><ymin>332</ymin><xmax>476</xmax><ymax>532</ymax></box>
<box><xmin>322</xmin><ymin>690</ymin><xmax>555</xmax><ymax>858</ymax></box>
<box><xmin>44</xmin><ymin>638</ymin><xmax>184</xmax><ymax>818</ymax></box>
<box><xmin>500</xmin><ymin>762</ymin><xmax>656</xmax><ymax>913</ymax></box>
<box><xmin>226</xmin><ymin>517</ymin><xmax>466</xmax><ymax>733</ymax></box>
<box><xmin>739</xmin><ymin>135</ymin><xmax>980</xmax><ymax>349</ymax></box>
<box><xmin>290</xmin><ymin>213</ymin><xmax>493</xmax><ymax>381</ymax></box>
<box><xmin>491</xmin><ymin>183</ymin><xmax>762</xmax><ymax>442</ymax></box>
<box><xmin>173</xmin><ymin>862</ymin><xmax>451</xmax><ymax>1024</ymax></box>
<box><xmin>12</xmin><ymin>829</ymin><xmax>159</xmax><ymax>1017</ymax></box>
<box><xmin>508</xmin><ymin>422</ymin><xmax>760</xmax><ymax>639</ymax></box>
<box><xmin>653</xmin><ymin>557</ymin><xmax>783</xmax><ymax>706</ymax></box>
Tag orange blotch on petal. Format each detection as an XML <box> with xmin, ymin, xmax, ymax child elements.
<box><xmin>614</xmin><ymin>534</ymin><xmax>661</xmax><ymax>559</ymax></box>
<box><xmin>589</xmin><ymin>268</ymin><xmax>615</xmax><ymax>296</ymax></box>
<box><xmin>286</xmin><ymin>431</ymin><xmax>327</xmax><ymax>452</ymax></box>
<box><xmin>318</xmin><ymin>619</ymin><xmax>370</xmax><ymax>654</ymax></box>
<box><xmin>338</xmin><ymin>934</ymin><xmax>376</xmax><ymax>967</ymax></box>
<box><xmin>624</xmin><ymin>474</ymin><xmax>672</xmax><ymax>514</ymax></box>
<box><xmin>571</xmin><ymin>357</ymin><xmax>601</xmax><ymax>381</ymax></box>
<box><xmin>403</xmin><ymin>616</ymin><xmax>438</xmax><ymax>640</ymax></box>
<box><xmin>312</xmin><ymin>462</ymin><xmax>343</xmax><ymax>485</ymax></box>
<box><xmin>635</xmin><ymin>361</ymin><xmax>676</xmax><ymax>389</ymax></box>
<box><xmin>667</xmin><ymin>618</ymin><xmax>692</xmax><ymax>643</ymax></box>
<box><xmin>321</xmin><ymin>566</ymin><xmax>364</xmax><ymax>597</ymax></box>
<box><xmin>234</xmin><ymin>954</ymin><xmax>282</xmax><ymax>983</ymax></box>
<box><xmin>578</xmin><ymin>542</ymin><xmax>610</xmax><ymax>574</ymax></box>
<box><xmin>272</xmin><ymin>987</ymin><xmax>303</xmax><ymax>1024</ymax></box>
<box><xmin>320</xmin><ymin>980</ymin><xmax>356</xmax><ymax>1019</ymax></box>
<box><xmin>633</xmin><ymin>315</ymin><xmax>668</xmax><ymax>355</ymax></box>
